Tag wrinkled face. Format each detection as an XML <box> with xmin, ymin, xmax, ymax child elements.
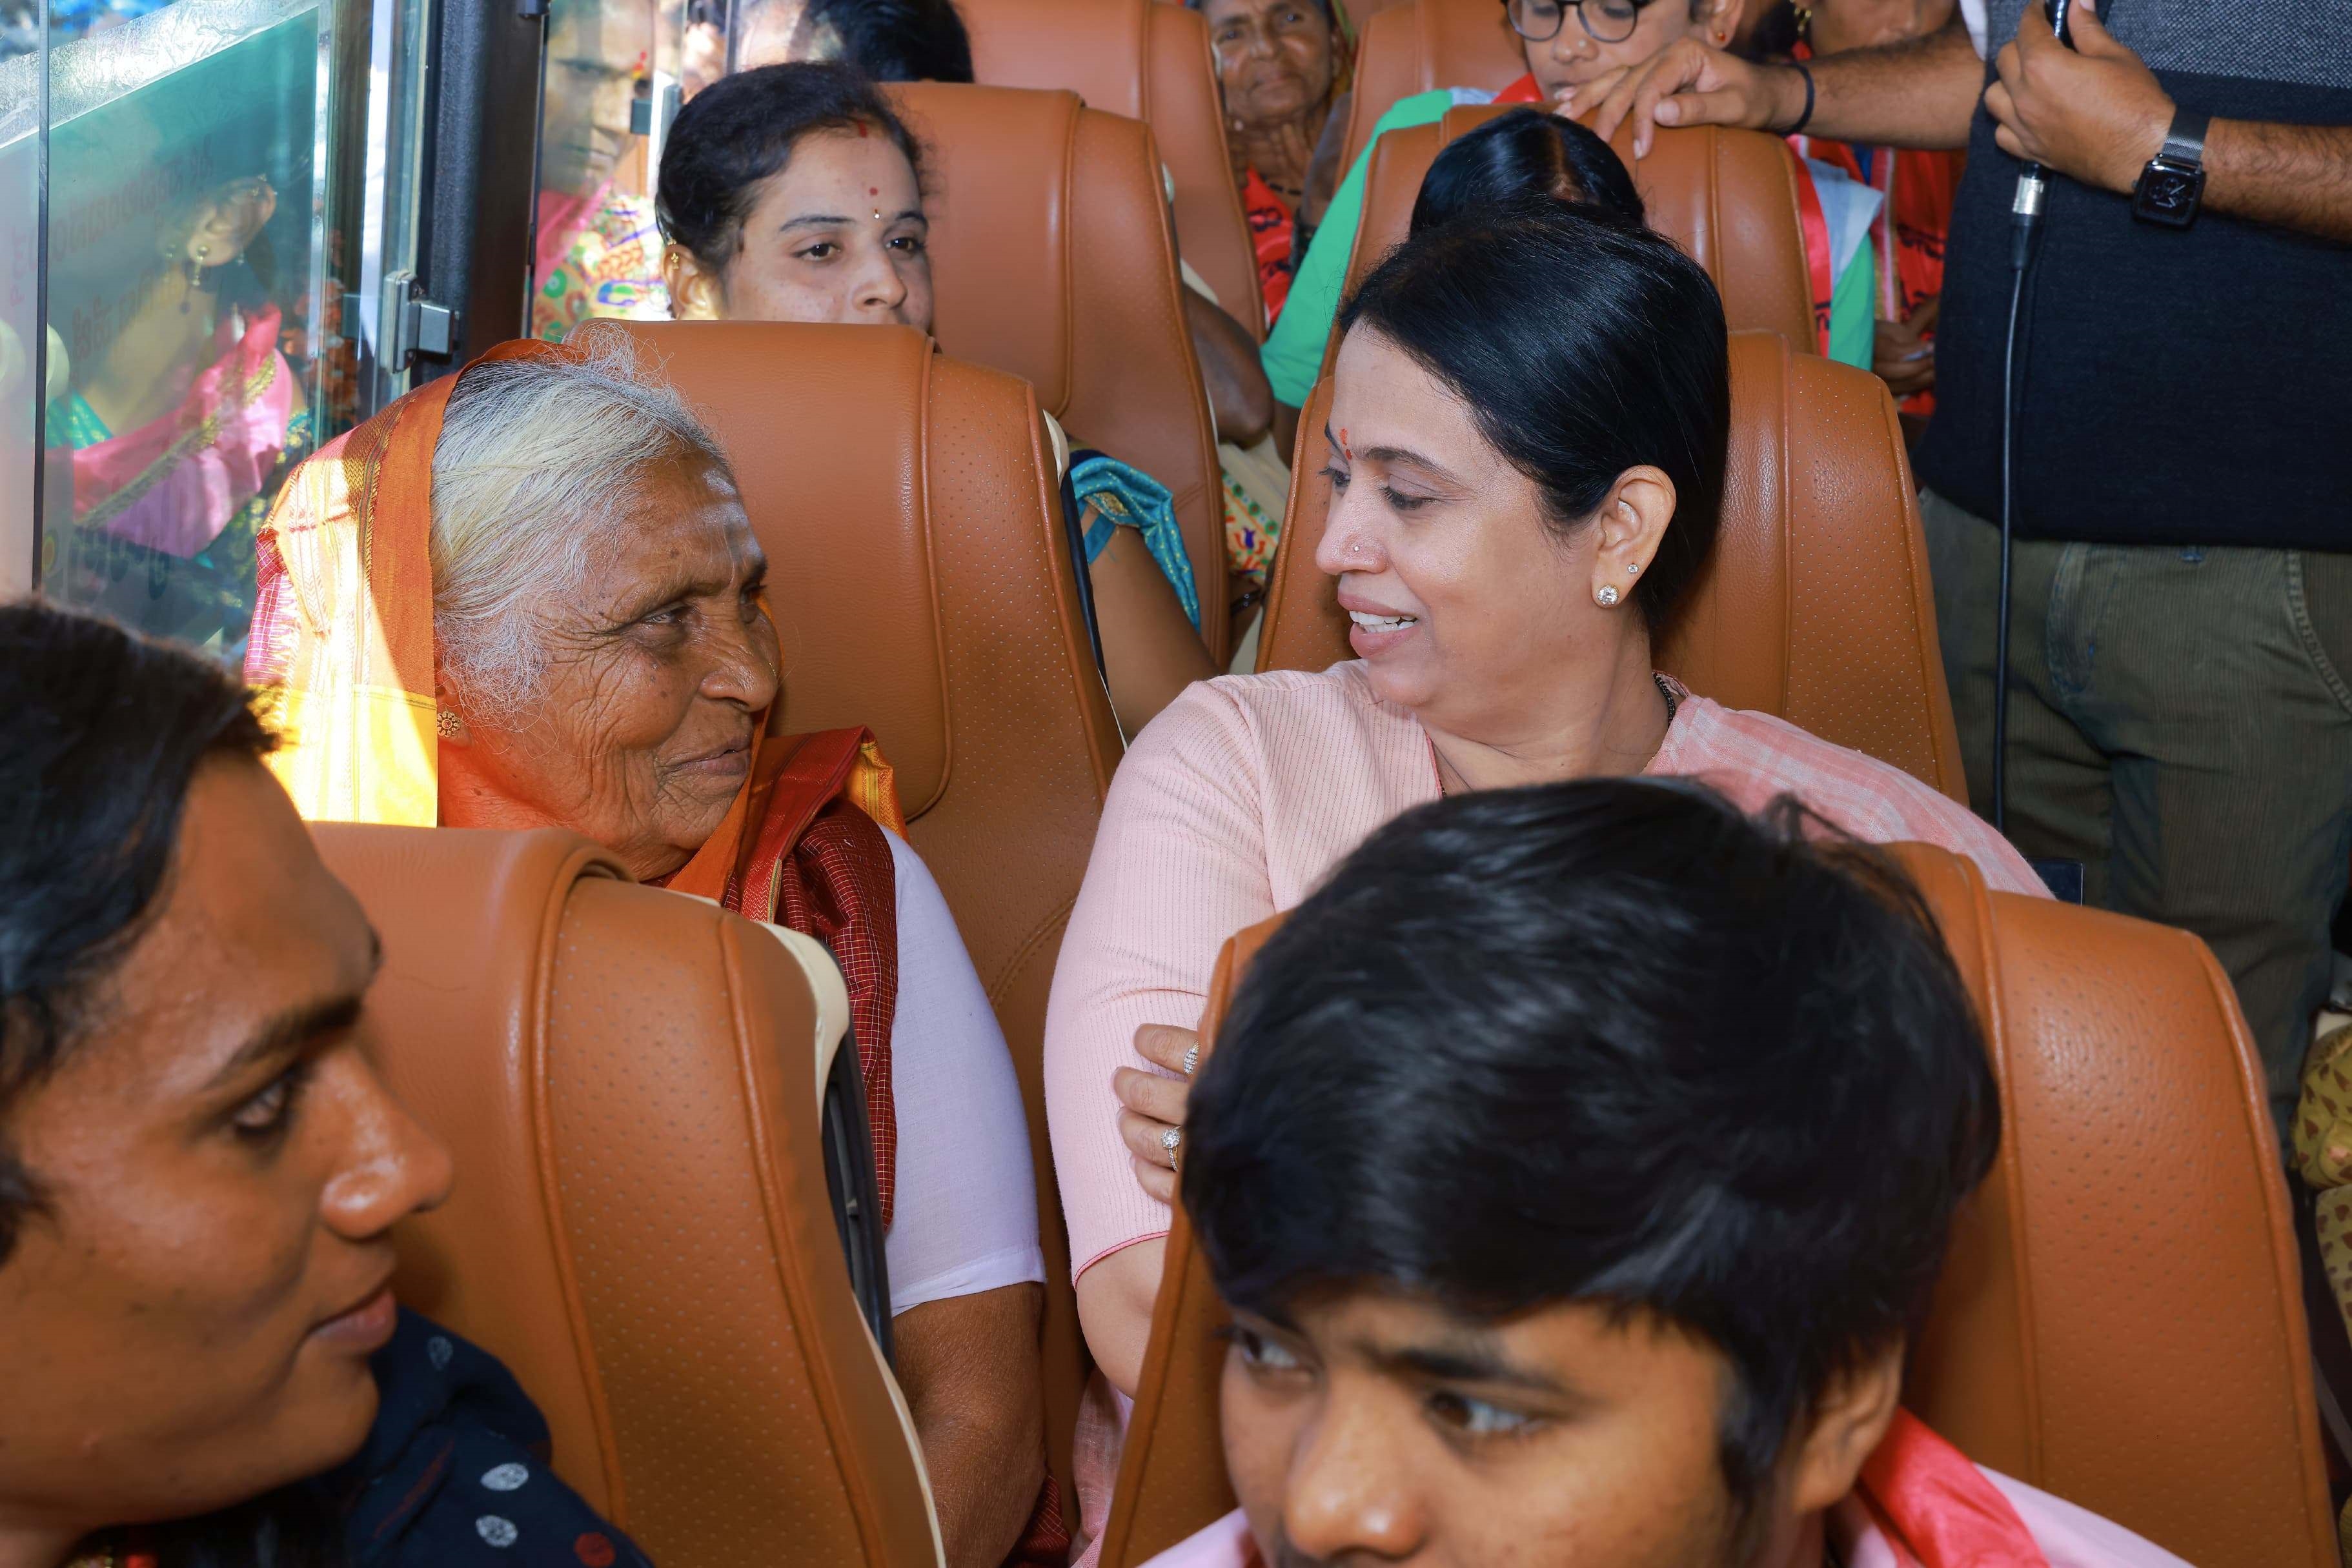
<box><xmin>1221</xmin><ymin>1290</ymin><xmax>1764</xmax><ymax>1567</ymax></box>
<box><xmin>542</xmin><ymin>0</ymin><xmax>651</xmax><ymax>196</ymax></box>
<box><xmin>0</xmin><ymin>758</ymin><xmax>453</xmax><ymax>1542</ymax></box>
<box><xmin>1807</xmin><ymin>0</ymin><xmax>1953</xmax><ymax>55</ymax></box>
<box><xmin>684</xmin><ymin>127</ymin><xmax>933</xmax><ymax>332</ymax></box>
<box><xmin>1201</xmin><ymin>0</ymin><xmax>1339</xmax><ymax>132</ymax></box>
<box><xmin>1316</xmin><ymin>327</ymin><xmax>1637</xmax><ymax>743</ymax></box>
<box><xmin>1517</xmin><ymin>0</ymin><xmax>1728</xmax><ymax>99</ymax></box>
<box><xmin>445</xmin><ymin>459</ymin><xmax>780</xmax><ymax>884</ymax></box>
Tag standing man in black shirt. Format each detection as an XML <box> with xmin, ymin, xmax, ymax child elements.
<box><xmin>1585</xmin><ymin>0</ymin><xmax>2352</xmax><ymax>1139</ymax></box>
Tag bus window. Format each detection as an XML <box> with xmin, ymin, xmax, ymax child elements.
<box><xmin>4</xmin><ymin>0</ymin><xmax>391</xmax><ymax>661</ymax></box>
<box><xmin>531</xmin><ymin>0</ymin><xmax>671</xmax><ymax>339</ymax></box>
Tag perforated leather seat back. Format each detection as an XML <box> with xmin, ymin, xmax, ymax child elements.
<box><xmin>1097</xmin><ymin>846</ymin><xmax>2335</xmax><ymax>1568</ymax></box>
<box><xmin>579</xmin><ymin>317</ymin><xmax>1120</xmax><ymax>1513</ymax></box>
<box><xmin>1259</xmin><ymin>331</ymin><xmax>1965</xmax><ymax>798</ymax></box>
<box><xmin>881</xmin><ymin>81</ymin><xmax>1230</xmax><ymax>656</ymax></box>
<box><xmin>1345</xmin><ymin>105</ymin><xmax>1814</xmax><ymax>349</ymax></box>
<box><xmin>964</xmin><ymin>0</ymin><xmax>1262</xmax><ymax>337</ymax></box>
<box><xmin>316</xmin><ymin>822</ymin><xmax>942</xmax><ymax>1568</ymax></box>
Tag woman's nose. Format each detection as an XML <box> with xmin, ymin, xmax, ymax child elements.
<box><xmin>1554</xmin><ymin>15</ymin><xmax>1596</xmax><ymax>56</ymax></box>
<box><xmin>320</xmin><ymin>1057</ymin><xmax>456</xmax><ymax>1241</ymax></box>
<box><xmin>1313</xmin><ymin>496</ymin><xmax>1383</xmax><ymax>579</ymax></box>
<box><xmin>703</xmin><ymin>614</ymin><xmax>782</xmax><ymax>710</ymax></box>
<box><xmin>1281</xmin><ymin>1398</ymin><xmax>1429</xmax><ymax>1560</ymax></box>
<box><xmin>855</xmin><ymin>251</ymin><xmax>911</xmax><ymax>317</ymax></box>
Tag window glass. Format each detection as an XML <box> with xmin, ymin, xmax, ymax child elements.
<box><xmin>25</xmin><ymin>0</ymin><xmax>330</xmax><ymax>660</ymax></box>
<box><xmin>0</xmin><ymin>28</ymin><xmax>35</xmax><ymax>599</ymax></box>
<box><xmin>529</xmin><ymin>0</ymin><xmax>670</xmax><ymax>340</ymax></box>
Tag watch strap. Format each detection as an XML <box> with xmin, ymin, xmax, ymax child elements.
<box><xmin>2160</xmin><ymin>106</ymin><xmax>2210</xmax><ymax>168</ymax></box>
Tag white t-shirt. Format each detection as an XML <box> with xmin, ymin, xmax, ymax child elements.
<box><xmin>881</xmin><ymin>829</ymin><xmax>1047</xmax><ymax>1316</ymax></box>
<box><xmin>1959</xmin><ymin>0</ymin><xmax>1988</xmax><ymax>55</ymax></box>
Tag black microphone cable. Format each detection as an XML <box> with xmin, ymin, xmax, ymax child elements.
<box><xmin>1992</xmin><ymin>0</ymin><xmax>2074</xmax><ymax>834</ymax></box>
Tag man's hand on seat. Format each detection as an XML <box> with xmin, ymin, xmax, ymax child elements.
<box><xmin>1983</xmin><ymin>0</ymin><xmax>2170</xmax><ymax>193</ymax></box>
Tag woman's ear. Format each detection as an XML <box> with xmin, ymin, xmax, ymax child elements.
<box><xmin>663</xmin><ymin>241</ymin><xmax>726</xmax><ymax>321</ymax></box>
<box><xmin>1785</xmin><ymin>1340</ymin><xmax>1903</xmax><ymax>1516</ymax></box>
<box><xmin>1699</xmin><ymin>0</ymin><xmax>1741</xmax><ymax>45</ymax></box>
<box><xmin>1589</xmin><ymin>466</ymin><xmax>1676</xmax><ymax>607</ymax></box>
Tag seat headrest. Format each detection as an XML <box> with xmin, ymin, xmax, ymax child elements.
<box><xmin>964</xmin><ymin>0</ymin><xmax>1263</xmax><ymax>335</ymax></box>
<box><xmin>1259</xmin><ymin>330</ymin><xmax>1964</xmax><ymax>797</ymax></box>
<box><xmin>1339</xmin><ymin>0</ymin><xmax>1524</xmax><ymax>169</ymax></box>
<box><xmin>1095</xmin><ymin>850</ymin><xmax>2337</xmax><ymax>1568</ymax></box>
<box><xmin>881</xmin><ymin>80</ymin><xmax>1232</xmax><ymax>655</ymax></box>
<box><xmin>1346</xmin><ymin>105</ymin><xmax>1814</xmax><ymax>349</ymax></box>
<box><xmin>317</xmin><ymin>821</ymin><xmax>944</xmax><ymax>1565</ymax></box>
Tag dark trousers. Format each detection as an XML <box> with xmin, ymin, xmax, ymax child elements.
<box><xmin>1922</xmin><ymin>488</ymin><xmax>2352</xmax><ymax>1140</ymax></box>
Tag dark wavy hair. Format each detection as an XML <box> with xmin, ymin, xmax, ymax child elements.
<box><xmin>657</xmin><ymin>61</ymin><xmax>926</xmax><ymax>273</ymax></box>
<box><xmin>1183</xmin><ymin>779</ymin><xmax>2000</xmax><ymax>1516</ymax></box>
<box><xmin>1339</xmin><ymin>201</ymin><xmax>1728</xmax><ymax>633</ymax></box>
<box><xmin>1410</xmin><ymin>106</ymin><xmax>1646</xmax><ymax>234</ymax></box>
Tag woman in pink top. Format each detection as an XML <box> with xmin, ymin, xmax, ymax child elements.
<box><xmin>1041</xmin><ymin>203</ymin><xmax>2042</xmax><ymax>1531</ymax></box>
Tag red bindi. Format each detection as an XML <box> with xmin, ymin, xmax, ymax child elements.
<box><xmin>1339</xmin><ymin>427</ymin><xmax>1353</xmax><ymax>460</ymax></box>
<box><xmin>869</xmin><ymin>186</ymin><xmax>878</xmax><ymax>196</ymax></box>
<box><xmin>854</xmin><ymin>119</ymin><xmax>869</xmax><ymax>137</ymax></box>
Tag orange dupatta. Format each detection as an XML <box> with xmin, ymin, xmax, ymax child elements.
<box><xmin>245</xmin><ymin>340</ymin><xmax>909</xmax><ymax>1220</ymax></box>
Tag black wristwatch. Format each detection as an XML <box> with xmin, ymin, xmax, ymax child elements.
<box><xmin>2133</xmin><ymin>106</ymin><xmax>2209</xmax><ymax>228</ymax></box>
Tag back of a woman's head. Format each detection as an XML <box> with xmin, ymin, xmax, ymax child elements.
<box><xmin>806</xmin><ymin>0</ymin><xmax>973</xmax><ymax>82</ymax></box>
<box><xmin>1339</xmin><ymin>201</ymin><xmax>1727</xmax><ymax>631</ymax></box>
<box><xmin>658</xmin><ymin>61</ymin><xmax>924</xmax><ymax>272</ymax></box>
<box><xmin>1410</xmin><ymin>108</ymin><xmax>1645</xmax><ymax>235</ymax></box>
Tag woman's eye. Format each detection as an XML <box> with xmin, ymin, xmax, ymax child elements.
<box><xmin>230</xmin><ymin>1061</ymin><xmax>314</xmax><ymax>1143</ymax></box>
<box><xmin>1234</xmin><ymin>1326</ymin><xmax>1304</xmax><ymax>1372</ymax></box>
<box><xmin>797</xmin><ymin>241</ymin><xmax>839</xmax><ymax>261</ymax></box>
<box><xmin>1427</xmin><ymin>1391</ymin><xmax>1537</xmax><ymax>1438</ymax></box>
<box><xmin>1319</xmin><ymin>465</ymin><xmax>1350</xmax><ymax>490</ymax></box>
<box><xmin>1383</xmin><ymin>487</ymin><xmax>1432</xmax><ymax>513</ymax></box>
<box><xmin>887</xmin><ymin>234</ymin><xmax>926</xmax><ymax>255</ymax></box>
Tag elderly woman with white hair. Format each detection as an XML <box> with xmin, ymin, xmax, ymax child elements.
<box><xmin>244</xmin><ymin>338</ymin><xmax>1053</xmax><ymax>1568</ymax></box>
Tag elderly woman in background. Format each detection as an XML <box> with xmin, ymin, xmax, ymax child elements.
<box><xmin>1193</xmin><ymin>0</ymin><xmax>1352</xmax><ymax>328</ymax></box>
<box><xmin>244</xmin><ymin>339</ymin><xmax>1051</xmax><ymax>1568</ymax></box>
<box><xmin>1042</xmin><ymin>203</ymin><xmax>2045</xmax><ymax>1547</ymax></box>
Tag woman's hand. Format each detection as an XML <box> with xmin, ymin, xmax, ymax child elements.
<box><xmin>1114</xmin><ymin>1023</ymin><xmax>1201</xmax><ymax>1205</ymax></box>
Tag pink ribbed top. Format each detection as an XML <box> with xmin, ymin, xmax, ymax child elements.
<box><xmin>1042</xmin><ymin>661</ymin><xmax>2045</xmax><ymax>1283</ymax></box>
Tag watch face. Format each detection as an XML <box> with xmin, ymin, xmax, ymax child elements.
<box><xmin>2136</xmin><ymin>161</ymin><xmax>2202</xmax><ymax>226</ymax></box>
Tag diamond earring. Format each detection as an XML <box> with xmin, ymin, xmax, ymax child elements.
<box><xmin>1597</xmin><ymin>585</ymin><xmax>1621</xmax><ymax>607</ymax></box>
<box><xmin>1627</xmin><ymin>561</ymin><xmax>1641</xmax><ymax>576</ymax></box>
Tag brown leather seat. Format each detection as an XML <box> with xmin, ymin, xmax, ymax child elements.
<box><xmin>1337</xmin><ymin>0</ymin><xmax>1525</xmax><ymax>171</ymax></box>
<box><xmin>1096</xmin><ymin>843</ymin><xmax>2338</xmax><ymax>1568</ymax></box>
<box><xmin>580</xmin><ymin>317</ymin><xmax>1120</xmax><ymax>1515</ymax></box>
<box><xmin>1259</xmin><ymin>330</ymin><xmax>1967</xmax><ymax>798</ymax></box>
<box><xmin>964</xmin><ymin>0</ymin><xmax>1264</xmax><ymax>337</ymax></box>
<box><xmin>882</xmin><ymin>81</ymin><xmax>1232</xmax><ymax>658</ymax></box>
<box><xmin>1345</xmin><ymin>105</ymin><xmax>1814</xmax><ymax>349</ymax></box>
<box><xmin>315</xmin><ymin>821</ymin><xmax>946</xmax><ymax>1568</ymax></box>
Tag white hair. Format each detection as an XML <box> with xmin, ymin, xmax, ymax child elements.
<box><xmin>429</xmin><ymin>336</ymin><xmax>733</xmax><ymax>722</ymax></box>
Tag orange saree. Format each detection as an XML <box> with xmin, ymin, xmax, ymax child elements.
<box><xmin>243</xmin><ymin>339</ymin><xmax>908</xmax><ymax>1218</ymax></box>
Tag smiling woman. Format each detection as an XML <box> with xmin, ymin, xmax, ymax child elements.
<box><xmin>242</xmin><ymin>336</ymin><xmax>1051</xmax><ymax>1568</ymax></box>
<box><xmin>1042</xmin><ymin>205</ymin><xmax>2048</xmax><ymax>1522</ymax></box>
